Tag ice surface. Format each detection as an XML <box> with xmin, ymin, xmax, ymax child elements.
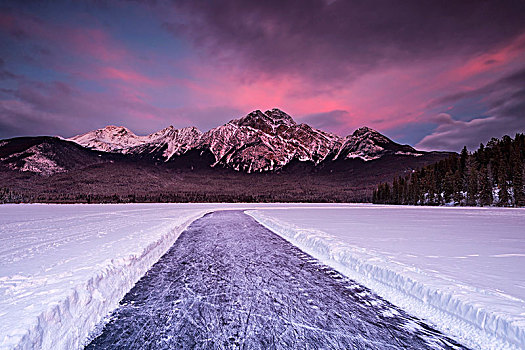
<box><xmin>247</xmin><ymin>205</ymin><xmax>525</xmax><ymax>350</ymax></box>
<box><xmin>86</xmin><ymin>211</ymin><xmax>466</xmax><ymax>349</ymax></box>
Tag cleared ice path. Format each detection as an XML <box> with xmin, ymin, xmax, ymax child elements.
<box><xmin>86</xmin><ymin>211</ymin><xmax>466</xmax><ymax>349</ymax></box>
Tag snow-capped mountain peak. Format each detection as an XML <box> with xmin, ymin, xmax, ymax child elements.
<box><xmin>231</xmin><ymin>108</ymin><xmax>297</xmax><ymax>136</ymax></box>
<box><xmin>153</xmin><ymin>126</ymin><xmax>203</xmax><ymax>160</ymax></box>
<box><xmin>69</xmin><ymin>125</ymin><xmax>146</xmax><ymax>153</ymax></box>
<box><xmin>67</xmin><ymin>109</ymin><xmax>426</xmax><ymax>172</ymax></box>
<box><xmin>351</xmin><ymin>126</ymin><xmax>392</xmax><ymax>146</ymax></box>
<box><xmin>69</xmin><ymin>125</ymin><xmax>203</xmax><ymax>158</ymax></box>
<box><xmin>335</xmin><ymin>126</ymin><xmax>423</xmax><ymax>161</ymax></box>
<box><xmin>264</xmin><ymin>108</ymin><xmax>297</xmax><ymax>126</ymax></box>
<box><xmin>199</xmin><ymin>109</ymin><xmax>343</xmax><ymax>172</ymax></box>
<box><xmin>353</xmin><ymin>126</ymin><xmax>382</xmax><ymax>137</ymax></box>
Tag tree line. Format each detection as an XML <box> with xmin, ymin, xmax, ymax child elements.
<box><xmin>0</xmin><ymin>187</ymin><xmax>25</xmax><ymax>204</ymax></box>
<box><xmin>373</xmin><ymin>134</ymin><xmax>525</xmax><ymax>207</ymax></box>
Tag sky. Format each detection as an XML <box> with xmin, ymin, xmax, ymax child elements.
<box><xmin>0</xmin><ymin>0</ymin><xmax>524</xmax><ymax>151</ymax></box>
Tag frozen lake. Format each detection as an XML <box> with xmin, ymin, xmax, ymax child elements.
<box><xmin>1</xmin><ymin>203</ymin><xmax>523</xmax><ymax>349</ymax></box>
<box><xmin>0</xmin><ymin>203</ymin><xmax>347</xmax><ymax>349</ymax></box>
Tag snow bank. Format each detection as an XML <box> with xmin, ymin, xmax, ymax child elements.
<box><xmin>0</xmin><ymin>204</ymin><xmax>212</xmax><ymax>350</ymax></box>
<box><xmin>247</xmin><ymin>206</ymin><xmax>525</xmax><ymax>350</ymax></box>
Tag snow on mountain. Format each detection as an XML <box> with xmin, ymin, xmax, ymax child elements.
<box><xmin>69</xmin><ymin>124</ymin><xmax>204</xmax><ymax>161</ymax></box>
<box><xmin>199</xmin><ymin>109</ymin><xmax>342</xmax><ymax>172</ymax></box>
<box><xmin>1</xmin><ymin>144</ymin><xmax>66</xmax><ymax>176</ymax></box>
<box><xmin>67</xmin><ymin>109</ymin><xmax>424</xmax><ymax>172</ymax></box>
<box><xmin>69</xmin><ymin>125</ymin><xmax>147</xmax><ymax>153</ymax></box>
<box><xmin>335</xmin><ymin>127</ymin><xmax>423</xmax><ymax>161</ymax></box>
<box><xmin>0</xmin><ymin>137</ymin><xmax>115</xmax><ymax>177</ymax></box>
<box><xmin>127</xmin><ymin>126</ymin><xmax>203</xmax><ymax>161</ymax></box>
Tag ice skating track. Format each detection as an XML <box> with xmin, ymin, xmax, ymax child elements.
<box><xmin>86</xmin><ymin>211</ymin><xmax>466</xmax><ymax>349</ymax></box>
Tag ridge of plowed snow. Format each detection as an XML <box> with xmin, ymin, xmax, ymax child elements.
<box><xmin>0</xmin><ymin>204</ymin><xmax>211</xmax><ymax>349</ymax></box>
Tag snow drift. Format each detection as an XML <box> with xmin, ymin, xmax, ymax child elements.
<box><xmin>0</xmin><ymin>204</ymin><xmax>211</xmax><ymax>349</ymax></box>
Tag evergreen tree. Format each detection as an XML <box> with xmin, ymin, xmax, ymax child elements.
<box><xmin>511</xmin><ymin>143</ymin><xmax>524</xmax><ymax>206</ymax></box>
<box><xmin>443</xmin><ymin>171</ymin><xmax>455</xmax><ymax>204</ymax></box>
<box><xmin>466</xmin><ymin>158</ymin><xmax>479</xmax><ymax>206</ymax></box>
<box><xmin>460</xmin><ymin>146</ymin><xmax>468</xmax><ymax>178</ymax></box>
<box><xmin>476</xmin><ymin>143</ymin><xmax>485</xmax><ymax>164</ymax></box>
<box><xmin>453</xmin><ymin>171</ymin><xmax>464</xmax><ymax>204</ymax></box>
<box><xmin>392</xmin><ymin>177</ymin><xmax>400</xmax><ymax>204</ymax></box>
<box><xmin>372</xmin><ymin>134</ymin><xmax>524</xmax><ymax>207</ymax></box>
<box><xmin>479</xmin><ymin>166</ymin><xmax>493</xmax><ymax>206</ymax></box>
<box><xmin>497</xmin><ymin>157</ymin><xmax>510</xmax><ymax>206</ymax></box>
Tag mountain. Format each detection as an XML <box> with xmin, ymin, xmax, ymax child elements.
<box><xmin>0</xmin><ymin>108</ymin><xmax>452</xmax><ymax>203</ymax></box>
<box><xmin>68</xmin><ymin>125</ymin><xmax>147</xmax><ymax>153</ymax></box>
<box><xmin>69</xmin><ymin>125</ymin><xmax>203</xmax><ymax>161</ymax></box>
<box><xmin>335</xmin><ymin>126</ymin><xmax>422</xmax><ymax>161</ymax></box>
<box><xmin>198</xmin><ymin>109</ymin><xmax>343</xmax><ymax>172</ymax></box>
<box><xmin>0</xmin><ymin>136</ymin><xmax>114</xmax><ymax>176</ymax></box>
<box><xmin>68</xmin><ymin>108</ymin><xmax>425</xmax><ymax>173</ymax></box>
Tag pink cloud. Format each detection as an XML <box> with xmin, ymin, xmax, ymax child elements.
<box><xmin>447</xmin><ymin>32</ymin><xmax>525</xmax><ymax>81</ymax></box>
<box><xmin>99</xmin><ymin>67</ymin><xmax>160</xmax><ymax>86</ymax></box>
<box><xmin>173</xmin><ymin>47</ymin><xmax>507</xmax><ymax>136</ymax></box>
<box><xmin>65</xmin><ymin>27</ymin><xmax>129</xmax><ymax>63</ymax></box>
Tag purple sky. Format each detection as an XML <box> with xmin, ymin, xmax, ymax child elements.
<box><xmin>1</xmin><ymin>0</ymin><xmax>524</xmax><ymax>151</ymax></box>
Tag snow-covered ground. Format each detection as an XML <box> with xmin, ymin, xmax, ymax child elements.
<box><xmin>0</xmin><ymin>204</ymin><xmax>216</xmax><ymax>349</ymax></box>
<box><xmin>2</xmin><ymin>203</ymin><xmax>524</xmax><ymax>350</ymax></box>
<box><xmin>247</xmin><ymin>205</ymin><xmax>525</xmax><ymax>350</ymax></box>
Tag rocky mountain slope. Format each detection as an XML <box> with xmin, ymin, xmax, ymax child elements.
<box><xmin>0</xmin><ymin>137</ymin><xmax>114</xmax><ymax>176</ymax></box>
<box><xmin>68</xmin><ymin>108</ymin><xmax>424</xmax><ymax>173</ymax></box>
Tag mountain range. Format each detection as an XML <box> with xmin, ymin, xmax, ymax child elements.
<box><xmin>0</xmin><ymin>109</ymin><xmax>451</xmax><ymax>203</ymax></box>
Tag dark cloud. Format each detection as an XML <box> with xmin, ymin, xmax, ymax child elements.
<box><xmin>428</xmin><ymin>69</ymin><xmax>525</xmax><ymax>109</ymax></box>
<box><xmin>0</xmin><ymin>57</ymin><xmax>19</xmax><ymax>80</ymax></box>
<box><xmin>0</xmin><ymin>70</ymin><xmax>17</xmax><ymax>80</ymax></box>
<box><xmin>0</xmin><ymin>108</ymin><xmax>61</xmax><ymax>139</ymax></box>
<box><xmin>0</xmin><ymin>76</ymin><xmax>244</xmax><ymax>139</ymax></box>
<box><xmin>0</xmin><ymin>79</ymin><xmax>155</xmax><ymax>138</ymax></box>
<box><xmin>165</xmin><ymin>0</ymin><xmax>525</xmax><ymax>86</ymax></box>
<box><xmin>416</xmin><ymin>68</ymin><xmax>525</xmax><ymax>151</ymax></box>
<box><xmin>0</xmin><ymin>91</ymin><xmax>67</xmax><ymax>139</ymax></box>
<box><xmin>170</xmin><ymin>106</ymin><xmax>245</xmax><ymax>131</ymax></box>
<box><xmin>300</xmin><ymin>110</ymin><xmax>351</xmax><ymax>135</ymax></box>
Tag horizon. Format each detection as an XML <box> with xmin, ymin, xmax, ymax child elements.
<box><xmin>30</xmin><ymin>108</ymin><xmax>434</xmax><ymax>149</ymax></box>
<box><xmin>4</xmin><ymin>107</ymin><xmax>523</xmax><ymax>153</ymax></box>
<box><xmin>1</xmin><ymin>1</ymin><xmax>525</xmax><ymax>152</ymax></box>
